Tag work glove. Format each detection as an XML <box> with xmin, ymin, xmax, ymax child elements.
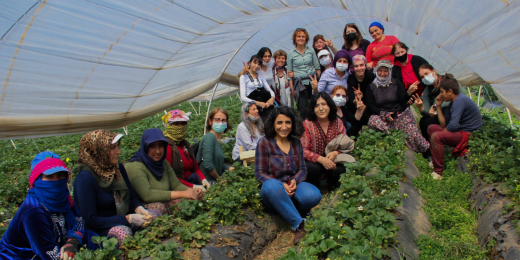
<box><xmin>126</xmin><ymin>214</ymin><xmax>149</xmax><ymax>227</ymax></box>
<box><xmin>193</xmin><ymin>184</ymin><xmax>207</xmax><ymax>192</ymax></box>
<box><xmin>202</xmin><ymin>179</ymin><xmax>211</xmax><ymax>190</ymax></box>
<box><xmin>135</xmin><ymin>206</ymin><xmax>153</xmax><ymax>227</ymax></box>
<box><xmin>60</xmin><ymin>237</ymin><xmax>80</xmax><ymax>260</ymax></box>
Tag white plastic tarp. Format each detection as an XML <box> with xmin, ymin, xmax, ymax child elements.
<box><xmin>1</xmin><ymin>0</ymin><xmax>519</xmax><ymax>139</ymax></box>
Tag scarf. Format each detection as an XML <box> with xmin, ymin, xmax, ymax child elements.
<box><xmin>163</xmin><ymin>124</ymin><xmax>187</xmax><ymax>145</ymax></box>
<box><xmin>78</xmin><ymin>130</ymin><xmax>122</xmax><ymax>183</ymax></box>
<box><xmin>374</xmin><ymin>65</ymin><xmax>392</xmax><ymax>88</ymax></box>
<box><xmin>129</xmin><ymin>128</ymin><xmax>168</xmax><ymax>181</ymax></box>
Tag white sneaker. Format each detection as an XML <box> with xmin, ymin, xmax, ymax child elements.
<box><xmin>429</xmin><ymin>161</ymin><xmax>433</xmax><ymax>168</ymax></box>
<box><xmin>431</xmin><ymin>172</ymin><xmax>443</xmax><ymax>180</ymax></box>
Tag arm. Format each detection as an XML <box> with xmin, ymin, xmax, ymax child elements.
<box><xmin>317</xmin><ymin>70</ymin><xmax>328</xmax><ymax>92</ymax></box>
<box><xmin>420</xmin><ymin>88</ymin><xmax>432</xmax><ymax>117</ymax></box>
<box><xmin>436</xmin><ymin>98</ymin><xmax>447</xmax><ymax>128</ymax></box>
<box><xmin>310</xmin><ymin>50</ymin><xmax>321</xmax><ymax>78</ymax></box>
<box><xmin>292</xmin><ymin>139</ymin><xmax>307</xmax><ymax>184</ymax></box>
<box><xmin>445</xmin><ymin>99</ymin><xmax>464</xmax><ymax>132</ymax></box>
<box><xmin>236</xmin><ymin>124</ymin><xmax>258</xmax><ymax>151</ymax></box>
<box><xmin>254</xmin><ymin>138</ymin><xmax>274</xmax><ymax>183</ymax></box>
<box><xmin>300</xmin><ymin>122</ymin><xmax>321</xmax><ymax>163</ymax></box>
<box><xmin>125</xmin><ymin>163</ymin><xmax>172</xmax><ymax>203</ymax></box>
<box><xmin>178</xmin><ymin>177</ymin><xmax>194</xmax><ymax>188</ymax></box>
<box><xmin>260</xmin><ymin>75</ymin><xmax>275</xmax><ymax>105</ymax></box>
<box><xmin>366</xmin><ymin>43</ymin><xmax>373</xmax><ymax>63</ymax></box>
<box><xmin>165</xmin><ymin>161</ymin><xmax>189</xmax><ymax>192</ymax></box>
<box><xmin>365</xmin><ymin>85</ymin><xmax>381</xmax><ymax>115</ymax></box>
<box><xmin>22</xmin><ymin>209</ymin><xmax>63</xmax><ymax>260</ymax></box>
<box><xmin>165</xmin><ymin>145</ymin><xmax>173</xmax><ymax>166</ymax></box>
<box><xmin>396</xmin><ymin>79</ymin><xmax>412</xmax><ymax>105</ymax></box>
<box><xmin>239</xmin><ymin>75</ymin><xmax>254</xmax><ymax>103</ymax></box>
<box><xmin>329</xmin><ymin>45</ymin><xmax>339</xmax><ymax>56</ymax></box>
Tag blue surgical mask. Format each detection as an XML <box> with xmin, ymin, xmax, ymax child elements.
<box><xmin>212</xmin><ymin>122</ymin><xmax>227</xmax><ymax>133</ymax></box>
<box><xmin>422</xmin><ymin>73</ymin><xmax>436</xmax><ymax>85</ymax></box>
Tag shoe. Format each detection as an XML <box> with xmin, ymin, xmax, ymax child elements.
<box><xmin>429</xmin><ymin>161</ymin><xmax>433</xmax><ymax>168</ymax></box>
<box><xmin>431</xmin><ymin>171</ymin><xmax>443</xmax><ymax>180</ymax></box>
<box><xmin>293</xmin><ymin>222</ymin><xmax>306</xmax><ymax>244</ymax></box>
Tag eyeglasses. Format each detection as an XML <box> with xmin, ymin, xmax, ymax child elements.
<box><xmin>334</xmin><ymin>94</ymin><xmax>347</xmax><ymax>99</ymax></box>
<box><xmin>213</xmin><ymin>118</ymin><xmax>227</xmax><ymax>123</ymax></box>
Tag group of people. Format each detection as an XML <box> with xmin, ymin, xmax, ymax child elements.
<box><xmin>0</xmin><ymin>22</ymin><xmax>485</xmax><ymax>259</ymax></box>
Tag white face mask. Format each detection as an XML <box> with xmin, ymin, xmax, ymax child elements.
<box><xmin>319</xmin><ymin>56</ymin><xmax>331</xmax><ymax>66</ymax></box>
<box><xmin>422</xmin><ymin>73</ymin><xmax>436</xmax><ymax>85</ymax></box>
<box><xmin>332</xmin><ymin>95</ymin><xmax>347</xmax><ymax>107</ymax></box>
<box><xmin>248</xmin><ymin>114</ymin><xmax>259</xmax><ymax>122</ymax></box>
<box><xmin>336</xmin><ymin>62</ymin><xmax>349</xmax><ymax>72</ymax></box>
<box><xmin>262</xmin><ymin>60</ymin><xmax>270</xmax><ymax>66</ymax></box>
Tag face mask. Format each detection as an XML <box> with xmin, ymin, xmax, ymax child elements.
<box><xmin>32</xmin><ymin>178</ymin><xmax>70</xmax><ymax>213</ymax></box>
<box><xmin>212</xmin><ymin>122</ymin><xmax>227</xmax><ymax>133</ymax></box>
<box><xmin>319</xmin><ymin>56</ymin><xmax>331</xmax><ymax>66</ymax></box>
<box><xmin>347</xmin><ymin>32</ymin><xmax>357</xmax><ymax>41</ymax></box>
<box><xmin>336</xmin><ymin>62</ymin><xmax>349</xmax><ymax>72</ymax></box>
<box><xmin>422</xmin><ymin>73</ymin><xmax>436</xmax><ymax>85</ymax></box>
<box><xmin>395</xmin><ymin>53</ymin><xmax>407</xmax><ymax>63</ymax></box>
<box><xmin>248</xmin><ymin>114</ymin><xmax>259</xmax><ymax>122</ymax></box>
<box><xmin>333</xmin><ymin>96</ymin><xmax>347</xmax><ymax>107</ymax></box>
<box><xmin>263</xmin><ymin>61</ymin><xmax>270</xmax><ymax>66</ymax></box>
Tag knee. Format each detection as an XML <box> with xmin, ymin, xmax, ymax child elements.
<box><xmin>297</xmin><ymin>182</ymin><xmax>322</xmax><ymax>205</ymax></box>
<box><xmin>261</xmin><ymin>179</ymin><xmax>284</xmax><ymax>195</ymax></box>
<box><xmin>431</xmin><ymin>132</ymin><xmax>440</xmax><ymax>142</ymax></box>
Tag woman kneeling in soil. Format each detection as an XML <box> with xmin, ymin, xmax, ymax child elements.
<box><xmin>126</xmin><ymin>129</ymin><xmax>203</xmax><ymax>215</ymax></box>
<box><xmin>255</xmin><ymin>106</ymin><xmax>321</xmax><ymax>243</ymax></box>
<box><xmin>73</xmin><ymin>130</ymin><xmax>154</xmax><ymax>247</ymax></box>
<box><xmin>0</xmin><ymin>152</ymin><xmax>98</xmax><ymax>259</ymax></box>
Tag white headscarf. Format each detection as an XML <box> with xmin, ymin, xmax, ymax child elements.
<box><xmin>374</xmin><ymin>60</ymin><xmax>392</xmax><ymax>87</ymax></box>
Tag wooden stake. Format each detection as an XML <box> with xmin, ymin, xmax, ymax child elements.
<box><xmin>10</xmin><ymin>140</ymin><xmax>16</xmax><ymax>149</ymax></box>
<box><xmin>189</xmin><ymin>102</ymin><xmax>198</xmax><ymax>115</ymax></box>
<box><xmin>507</xmin><ymin>107</ymin><xmax>513</xmax><ymax>127</ymax></box>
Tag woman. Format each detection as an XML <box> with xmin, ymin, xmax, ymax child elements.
<box><xmin>162</xmin><ymin>110</ymin><xmax>210</xmax><ymax>190</ymax></box>
<box><xmin>366</xmin><ymin>22</ymin><xmax>400</xmax><ymax>70</ymax></box>
<box><xmin>317</xmin><ymin>49</ymin><xmax>351</xmax><ymax>95</ymax></box>
<box><xmin>232</xmin><ymin>102</ymin><xmax>265</xmax><ymax>161</ymax></box>
<box><xmin>342</xmin><ymin>23</ymin><xmax>371</xmax><ymax>73</ymax></box>
<box><xmin>287</xmin><ymin>28</ymin><xmax>321</xmax><ymax>117</ymax></box>
<box><xmin>126</xmin><ymin>128</ymin><xmax>203</xmax><ymax>216</ymax></box>
<box><xmin>346</xmin><ymin>55</ymin><xmax>376</xmax><ymax>126</ymax></box>
<box><xmin>73</xmin><ymin>130</ymin><xmax>154</xmax><ymax>246</ymax></box>
<box><xmin>197</xmin><ymin>108</ymin><xmax>235</xmax><ymax>183</ymax></box>
<box><xmin>301</xmin><ymin>92</ymin><xmax>347</xmax><ymax>190</ymax></box>
<box><xmin>331</xmin><ymin>85</ymin><xmax>366</xmax><ymax>137</ymax></box>
<box><xmin>317</xmin><ymin>49</ymin><xmax>333</xmax><ymax>72</ymax></box>
<box><xmin>365</xmin><ymin>60</ymin><xmax>429</xmax><ymax>153</ymax></box>
<box><xmin>256</xmin><ymin>47</ymin><xmax>276</xmax><ymax>94</ymax></box>
<box><xmin>313</xmin><ymin>35</ymin><xmax>338</xmax><ymax>72</ymax></box>
<box><xmin>391</xmin><ymin>42</ymin><xmax>429</xmax><ymax>96</ymax></box>
<box><xmin>0</xmin><ymin>152</ymin><xmax>97</xmax><ymax>259</ymax></box>
<box><xmin>240</xmin><ymin>55</ymin><xmax>275</xmax><ymax>121</ymax></box>
<box><xmin>272</xmin><ymin>49</ymin><xmax>293</xmax><ymax>107</ymax></box>
<box><xmin>255</xmin><ymin>106</ymin><xmax>321</xmax><ymax>243</ymax></box>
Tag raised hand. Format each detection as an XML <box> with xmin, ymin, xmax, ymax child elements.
<box><xmin>354</xmin><ymin>84</ymin><xmax>363</xmax><ymax>99</ymax></box>
<box><xmin>326</xmin><ymin>39</ymin><xmax>335</xmax><ymax>48</ymax></box>
<box><xmin>435</xmin><ymin>94</ymin><xmax>443</xmax><ymax>107</ymax></box>
<box><xmin>356</xmin><ymin>96</ymin><xmax>366</xmax><ymax>111</ymax></box>
<box><xmin>407</xmin><ymin>81</ymin><xmax>419</xmax><ymax>95</ymax></box>
<box><xmin>310</xmin><ymin>74</ymin><xmax>318</xmax><ymax>92</ymax></box>
<box><xmin>413</xmin><ymin>94</ymin><xmax>423</xmax><ymax>107</ymax></box>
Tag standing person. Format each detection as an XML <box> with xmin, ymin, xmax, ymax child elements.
<box><xmin>0</xmin><ymin>152</ymin><xmax>98</xmax><ymax>260</ymax></box>
<box><xmin>317</xmin><ymin>50</ymin><xmax>351</xmax><ymax>95</ymax></box>
<box><xmin>272</xmin><ymin>49</ymin><xmax>293</xmax><ymax>107</ymax></box>
<box><xmin>391</xmin><ymin>42</ymin><xmax>429</xmax><ymax>96</ymax></box>
<box><xmin>346</xmin><ymin>55</ymin><xmax>375</xmax><ymax>126</ymax></box>
<box><xmin>317</xmin><ymin>49</ymin><xmax>333</xmax><ymax>72</ymax></box>
<box><xmin>366</xmin><ymin>22</ymin><xmax>400</xmax><ymax>70</ymax></box>
<box><xmin>330</xmin><ymin>85</ymin><xmax>366</xmax><ymax>137</ymax></box>
<box><xmin>342</xmin><ymin>23</ymin><xmax>371</xmax><ymax>73</ymax></box>
<box><xmin>232</xmin><ymin>102</ymin><xmax>265</xmax><ymax>161</ymax></box>
<box><xmin>287</xmin><ymin>28</ymin><xmax>321</xmax><ymax>117</ymax></box>
<box><xmin>256</xmin><ymin>47</ymin><xmax>276</xmax><ymax>96</ymax></box>
<box><xmin>162</xmin><ymin>110</ymin><xmax>210</xmax><ymax>190</ymax></box>
<box><xmin>313</xmin><ymin>35</ymin><xmax>338</xmax><ymax>73</ymax></box>
<box><xmin>301</xmin><ymin>92</ymin><xmax>347</xmax><ymax>190</ymax></box>
<box><xmin>126</xmin><ymin>129</ymin><xmax>203</xmax><ymax>216</ymax></box>
<box><xmin>73</xmin><ymin>130</ymin><xmax>154</xmax><ymax>247</ymax></box>
<box><xmin>428</xmin><ymin>77</ymin><xmax>482</xmax><ymax>180</ymax></box>
<box><xmin>197</xmin><ymin>108</ymin><xmax>235</xmax><ymax>183</ymax></box>
<box><xmin>239</xmin><ymin>55</ymin><xmax>275</xmax><ymax>121</ymax></box>
<box><xmin>365</xmin><ymin>60</ymin><xmax>429</xmax><ymax>153</ymax></box>
<box><xmin>255</xmin><ymin>106</ymin><xmax>321</xmax><ymax>243</ymax></box>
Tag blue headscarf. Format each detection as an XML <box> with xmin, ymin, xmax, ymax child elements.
<box><xmin>369</xmin><ymin>22</ymin><xmax>384</xmax><ymax>33</ymax></box>
<box><xmin>129</xmin><ymin>129</ymin><xmax>168</xmax><ymax>181</ymax></box>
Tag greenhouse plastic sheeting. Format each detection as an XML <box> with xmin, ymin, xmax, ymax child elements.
<box><xmin>1</xmin><ymin>0</ymin><xmax>519</xmax><ymax>139</ymax></box>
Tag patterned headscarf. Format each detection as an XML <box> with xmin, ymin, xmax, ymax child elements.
<box><xmin>352</xmin><ymin>54</ymin><xmax>367</xmax><ymax>64</ymax></box>
<box><xmin>78</xmin><ymin>130</ymin><xmax>122</xmax><ymax>183</ymax></box>
<box><xmin>162</xmin><ymin>110</ymin><xmax>190</xmax><ymax>145</ymax></box>
<box><xmin>374</xmin><ymin>60</ymin><xmax>393</xmax><ymax>87</ymax></box>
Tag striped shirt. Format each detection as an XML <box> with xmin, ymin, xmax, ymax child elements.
<box><xmin>254</xmin><ymin>137</ymin><xmax>307</xmax><ymax>184</ymax></box>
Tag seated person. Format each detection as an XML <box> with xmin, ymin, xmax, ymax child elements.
<box><xmin>366</xmin><ymin>60</ymin><xmax>429</xmax><ymax>153</ymax></box>
<box><xmin>126</xmin><ymin>129</ymin><xmax>203</xmax><ymax>215</ymax></box>
<box><xmin>301</xmin><ymin>92</ymin><xmax>347</xmax><ymax>190</ymax></box>
<box><xmin>197</xmin><ymin>108</ymin><xmax>235</xmax><ymax>183</ymax></box>
<box><xmin>240</xmin><ymin>55</ymin><xmax>275</xmax><ymax>122</ymax></box>
<box><xmin>233</xmin><ymin>102</ymin><xmax>265</xmax><ymax>161</ymax></box>
<box><xmin>255</xmin><ymin>106</ymin><xmax>321</xmax><ymax>243</ymax></box>
<box><xmin>346</xmin><ymin>55</ymin><xmax>375</xmax><ymax>126</ymax></box>
<box><xmin>428</xmin><ymin>77</ymin><xmax>482</xmax><ymax>180</ymax></box>
<box><xmin>73</xmin><ymin>130</ymin><xmax>153</xmax><ymax>247</ymax></box>
<box><xmin>317</xmin><ymin>49</ymin><xmax>351</xmax><ymax>95</ymax></box>
<box><xmin>391</xmin><ymin>42</ymin><xmax>429</xmax><ymax>96</ymax></box>
<box><xmin>161</xmin><ymin>110</ymin><xmax>210</xmax><ymax>190</ymax></box>
<box><xmin>330</xmin><ymin>85</ymin><xmax>366</xmax><ymax>137</ymax></box>
<box><xmin>0</xmin><ymin>152</ymin><xmax>98</xmax><ymax>259</ymax></box>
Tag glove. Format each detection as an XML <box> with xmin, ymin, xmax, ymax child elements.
<box><xmin>193</xmin><ymin>184</ymin><xmax>207</xmax><ymax>192</ymax></box>
<box><xmin>135</xmin><ymin>206</ymin><xmax>153</xmax><ymax>227</ymax></box>
<box><xmin>60</xmin><ymin>237</ymin><xmax>80</xmax><ymax>260</ymax></box>
<box><xmin>202</xmin><ymin>179</ymin><xmax>211</xmax><ymax>190</ymax></box>
<box><xmin>126</xmin><ymin>214</ymin><xmax>149</xmax><ymax>227</ymax></box>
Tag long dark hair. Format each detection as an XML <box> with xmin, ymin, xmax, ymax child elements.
<box><xmin>264</xmin><ymin>106</ymin><xmax>304</xmax><ymax>138</ymax></box>
<box><xmin>256</xmin><ymin>47</ymin><xmax>272</xmax><ymax>62</ymax></box>
<box><xmin>343</xmin><ymin>23</ymin><xmax>364</xmax><ymax>50</ymax></box>
<box><xmin>306</xmin><ymin>92</ymin><xmax>337</xmax><ymax>122</ymax></box>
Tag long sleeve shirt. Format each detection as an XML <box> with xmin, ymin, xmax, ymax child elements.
<box><xmin>287</xmin><ymin>46</ymin><xmax>320</xmax><ymax>85</ymax></box>
<box><xmin>300</xmin><ymin>118</ymin><xmax>346</xmax><ymax>163</ymax></box>
<box><xmin>196</xmin><ymin>132</ymin><xmax>230</xmax><ymax>182</ymax></box>
<box><xmin>239</xmin><ymin>74</ymin><xmax>274</xmax><ymax>103</ymax></box>
<box><xmin>125</xmin><ymin>161</ymin><xmax>188</xmax><ymax>203</ymax></box>
<box><xmin>232</xmin><ymin>122</ymin><xmax>264</xmax><ymax>161</ymax></box>
<box><xmin>445</xmin><ymin>95</ymin><xmax>483</xmax><ymax>132</ymax></box>
<box><xmin>346</xmin><ymin>69</ymin><xmax>376</xmax><ymax>114</ymax></box>
<box><xmin>318</xmin><ymin>67</ymin><xmax>350</xmax><ymax>94</ymax></box>
<box><xmin>255</xmin><ymin>137</ymin><xmax>307</xmax><ymax>184</ymax></box>
<box><xmin>366</xmin><ymin>79</ymin><xmax>410</xmax><ymax>115</ymax></box>
<box><xmin>420</xmin><ymin>77</ymin><xmax>465</xmax><ymax>117</ymax></box>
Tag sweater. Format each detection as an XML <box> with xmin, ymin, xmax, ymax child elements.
<box><xmin>125</xmin><ymin>161</ymin><xmax>188</xmax><ymax>204</ymax></box>
<box><xmin>366</xmin><ymin>78</ymin><xmax>410</xmax><ymax>115</ymax></box>
<box><xmin>445</xmin><ymin>95</ymin><xmax>483</xmax><ymax>133</ymax></box>
<box><xmin>73</xmin><ymin>163</ymin><xmax>141</xmax><ymax>236</ymax></box>
<box><xmin>391</xmin><ymin>55</ymin><xmax>429</xmax><ymax>95</ymax></box>
<box><xmin>197</xmin><ymin>132</ymin><xmax>230</xmax><ymax>182</ymax></box>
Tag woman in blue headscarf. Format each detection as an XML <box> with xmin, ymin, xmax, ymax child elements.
<box><xmin>126</xmin><ymin>128</ymin><xmax>204</xmax><ymax>215</ymax></box>
<box><xmin>0</xmin><ymin>151</ymin><xmax>98</xmax><ymax>260</ymax></box>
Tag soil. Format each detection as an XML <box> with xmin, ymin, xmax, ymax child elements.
<box><xmin>254</xmin><ymin>230</ymin><xmax>294</xmax><ymax>260</ymax></box>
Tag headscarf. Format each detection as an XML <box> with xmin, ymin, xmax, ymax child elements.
<box><xmin>352</xmin><ymin>54</ymin><xmax>367</xmax><ymax>64</ymax></box>
<box><xmin>369</xmin><ymin>22</ymin><xmax>384</xmax><ymax>33</ymax></box>
<box><xmin>374</xmin><ymin>60</ymin><xmax>393</xmax><ymax>87</ymax></box>
<box><xmin>129</xmin><ymin>129</ymin><xmax>168</xmax><ymax>181</ymax></box>
<box><xmin>162</xmin><ymin>110</ymin><xmax>190</xmax><ymax>145</ymax></box>
<box><xmin>333</xmin><ymin>49</ymin><xmax>352</xmax><ymax>68</ymax></box>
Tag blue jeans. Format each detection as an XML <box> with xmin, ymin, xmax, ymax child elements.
<box><xmin>260</xmin><ymin>179</ymin><xmax>321</xmax><ymax>229</ymax></box>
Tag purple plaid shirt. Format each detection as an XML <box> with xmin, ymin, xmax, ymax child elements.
<box><xmin>254</xmin><ymin>137</ymin><xmax>307</xmax><ymax>184</ymax></box>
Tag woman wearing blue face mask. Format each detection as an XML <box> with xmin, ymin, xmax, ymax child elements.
<box><xmin>197</xmin><ymin>108</ymin><xmax>235</xmax><ymax>183</ymax></box>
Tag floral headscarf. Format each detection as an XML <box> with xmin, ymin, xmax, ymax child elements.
<box><xmin>78</xmin><ymin>130</ymin><xmax>122</xmax><ymax>183</ymax></box>
<box><xmin>162</xmin><ymin>110</ymin><xmax>190</xmax><ymax>145</ymax></box>
<box><xmin>352</xmin><ymin>54</ymin><xmax>367</xmax><ymax>64</ymax></box>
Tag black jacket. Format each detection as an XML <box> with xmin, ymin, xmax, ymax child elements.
<box><xmin>391</xmin><ymin>55</ymin><xmax>429</xmax><ymax>87</ymax></box>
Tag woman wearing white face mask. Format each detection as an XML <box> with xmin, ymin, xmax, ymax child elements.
<box><xmin>330</xmin><ymin>85</ymin><xmax>365</xmax><ymax>137</ymax></box>
<box><xmin>232</xmin><ymin>102</ymin><xmax>265</xmax><ymax>161</ymax></box>
<box><xmin>317</xmin><ymin>49</ymin><xmax>333</xmax><ymax>71</ymax></box>
<box><xmin>317</xmin><ymin>50</ymin><xmax>351</xmax><ymax>95</ymax></box>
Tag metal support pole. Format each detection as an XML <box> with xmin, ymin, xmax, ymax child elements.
<box><xmin>122</xmin><ymin>127</ymin><xmax>128</xmax><ymax>135</ymax></box>
<box><xmin>198</xmin><ymin>102</ymin><xmax>201</xmax><ymax>115</ymax></box>
<box><xmin>477</xmin><ymin>85</ymin><xmax>482</xmax><ymax>107</ymax></box>
<box><xmin>507</xmin><ymin>107</ymin><xmax>513</xmax><ymax>127</ymax></box>
<box><xmin>204</xmin><ymin>83</ymin><xmax>219</xmax><ymax>135</ymax></box>
<box><xmin>189</xmin><ymin>102</ymin><xmax>198</xmax><ymax>115</ymax></box>
<box><xmin>10</xmin><ymin>140</ymin><xmax>16</xmax><ymax>149</ymax></box>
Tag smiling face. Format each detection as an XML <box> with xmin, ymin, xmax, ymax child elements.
<box><xmin>354</xmin><ymin>60</ymin><xmax>366</xmax><ymax>76</ymax></box>
<box><xmin>296</xmin><ymin>31</ymin><xmax>307</xmax><ymax>46</ymax></box>
<box><xmin>41</xmin><ymin>171</ymin><xmax>68</xmax><ymax>181</ymax></box>
<box><xmin>377</xmin><ymin>67</ymin><xmax>389</xmax><ymax>79</ymax></box>
<box><xmin>262</xmin><ymin>51</ymin><xmax>272</xmax><ymax>65</ymax></box>
<box><xmin>314</xmin><ymin>38</ymin><xmax>326</xmax><ymax>50</ymax></box>
<box><xmin>247</xmin><ymin>104</ymin><xmax>259</xmax><ymax>118</ymax></box>
<box><xmin>369</xmin><ymin>26</ymin><xmax>383</xmax><ymax>41</ymax></box>
<box><xmin>275</xmin><ymin>55</ymin><xmax>286</xmax><ymax>67</ymax></box>
<box><xmin>147</xmin><ymin>141</ymin><xmax>165</xmax><ymax>162</ymax></box>
<box><xmin>109</xmin><ymin>142</ymin><xmax>121</xmax><ymax>165</ymax></box>
<box><xmin>314</xmin><ymin>97</ymin><xmax>330</xmax><ymax>120</ymax></box>
<box><xmin>274</xmin><ymin>114</ymin><xmax>292</xmax><ymax>138</ymax></box>
<box><xmin>250</xmin><ymin>59</ymin><xmax>260</xmax><ymax>72</ymax></box>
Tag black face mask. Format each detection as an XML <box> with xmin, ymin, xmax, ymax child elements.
<box><xmin>346</xmin><ymin>32</ymin><xmax>357</xmax><ymax>41</ymax></box>
<box><xmin>395</xmin><ymin>53</ymin><xmax>408</xmax><ymax>62</ymax></box>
